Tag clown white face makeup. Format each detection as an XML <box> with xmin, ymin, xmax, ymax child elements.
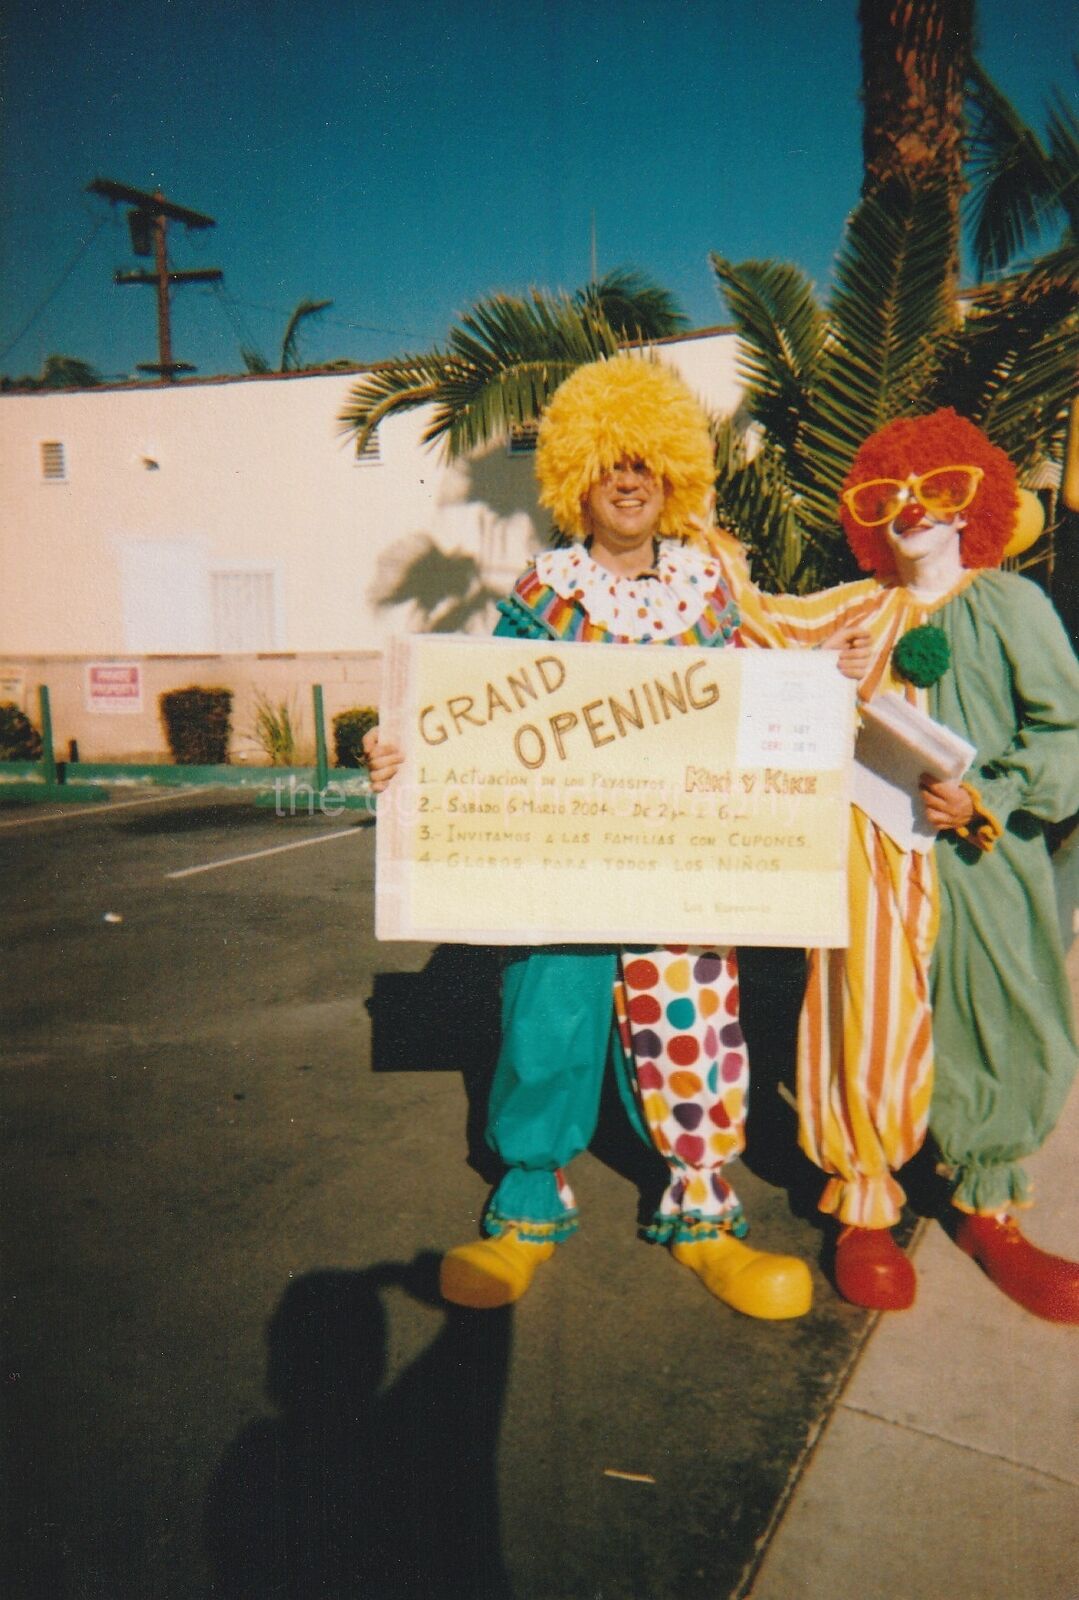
<box><xmin>581</xmin><ymin>456</ymin><xmax>667</xmax><ymax>575</ymax></box>
<box><xmin>886</xmin><ymin>509</ymin><xmax>966</xmax><ymax>600</ymax></box>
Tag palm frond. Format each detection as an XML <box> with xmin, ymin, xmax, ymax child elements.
<box><xmin>802</xmin><ymin>181</ymin><xmax>954</xmax><ymax>523</ymax></box>
<box><xmin>923</xmin><ymin>260</ymin><xmax>1078</xmax><ymax>472</ymax></box>
<box><xmin>338</xmin><ymin>353</ymin><xmax>450</xmax><ymax>451</ymax></box>
<box><xmin>1045</xmin><ymin>76</ymin><xmax>1079</xmax><ymax>234</ymax></box>
<box><xmin>710</xmin><ymin>256</ymin><xmax>825</xmax><ymax>467</ymax></box>
<box><xmin>429</xmin><ymin>291</ymin><xmax>620</xmax><ymax>457</ymax></box>
<box><xmin>710</xmin><ymin>419</ymin><xmax>803</xmax><ymax>592</ymax></box>
<box><xmin>974</xmin><ymin>287</ymin><xmax>1078</xmax><ymax>462</ymax></box>
<box><xmin>575</xmin><ymin>268</ymin><xmax>688</xmax><ymax>341</ymax></box>
<box><xmin>280</xmin><ymin>298</ymin><xmax>333</xmax><ymax>372</ymax></box>
<box><xmin>340</xmin><ymin>291</ymin><xmax>621</xmax><ymax>459</ymax></box>
<box><xmin>709</xmin><ymin>418</ymin><xmax>855</xmax><ymax>594</ymax></box>
<box><xmin>1020</xmin><ymin>238</ymin><xmax>1079</xmax><ymax>294</ymax></box>
<box><xmin>965</xmin><ymin>61</ymin><xmax>1058</xmax><ymax>277</ymax></box>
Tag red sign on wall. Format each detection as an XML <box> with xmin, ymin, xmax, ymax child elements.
<box><xmin>86</xmin><ymin>663</ymin><xmax>143</xmax><ymax>714</ymax></box>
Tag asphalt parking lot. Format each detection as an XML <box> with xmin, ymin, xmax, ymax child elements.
<box><xmin>3</xmin><ymin>786</ymin><xmax>876</xmax><ymax>1600</ymax></box>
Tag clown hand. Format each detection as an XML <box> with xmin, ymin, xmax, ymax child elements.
<box><xmin>363</xmin><ymin>728</ymin><xmax>405</xmax><ymax>792</ymax></box>
<box><xmin>823</xmin><ymin>624</ymin><xmax>873</xmax><ymax>682</ymax></box>
<box><xmin>919</xmin><ymin>775</ymin><xmax>975</xmax><ymax>832</ymax></box>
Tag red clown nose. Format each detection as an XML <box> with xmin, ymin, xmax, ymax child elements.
<box><xmin>892</xmin><ymin>499</ymin><xmax>928</xmax><ymax>534</ymax></box>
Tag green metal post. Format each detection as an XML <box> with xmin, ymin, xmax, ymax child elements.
<box><xmin>39</xmin><ymin>685</ymin><xmax>58</xmax><ymax>785</ymax></box>
<box><xmin>313</xmin><ymin>684</ymin><xmax>329</xmax><ymax>792</ymax></box>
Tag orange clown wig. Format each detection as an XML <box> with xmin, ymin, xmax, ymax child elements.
<box><xmin>535</xmin><ymin>356</ymin><xmax>715</xmax><ymax>540</ymax></box>
<box><xmin>839</xmin><ymin>408</ymin><xmax>1019</xmax><ymax>579</ymax></box>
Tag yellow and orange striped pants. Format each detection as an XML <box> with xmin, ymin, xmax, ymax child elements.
<box><xmin>798</xmin><ymin>806</ymin><xmax>939</xmax><ymax>1228</ymax></box>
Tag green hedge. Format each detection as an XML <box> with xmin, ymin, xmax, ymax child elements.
<box><xmin>159</xmin><ymin>686</ymin><xmax>233</xmax><ymax>765</ymax></box>
<box><xmin>332</xmin><ymin>706</ymin><xmax>378</xmax><ymax>768</ymax></box>
<box><xmin>0</xmin><ymin>703</ymin><xmax>43</xmax><ymax>761</ymax></box>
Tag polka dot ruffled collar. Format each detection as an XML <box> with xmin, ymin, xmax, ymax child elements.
<box><xmin>535</xmin><ymin>540</ymin><xmax>722</xmax><ymax>641</ymax></box>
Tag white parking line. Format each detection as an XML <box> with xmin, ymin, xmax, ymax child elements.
<box><xmin>167</xmin><ymin>825</ymin><xmax>367</xmax><ymax>879</ymax></box>
<box><xmin>0</xmin><ymin>785</ymin><xmax>217</xmax><ymax>829</ymax></box>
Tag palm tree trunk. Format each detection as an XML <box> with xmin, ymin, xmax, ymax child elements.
<box><xmin>858</xmin><ymin>0</ymin><xmax>973</xmax><ymax>298</ymax></box>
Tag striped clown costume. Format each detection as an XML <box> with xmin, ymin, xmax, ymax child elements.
<box><xmin>708</xmin><ymin>410</ymin><xmax>1079</xmax><ymax>1240</ymax></box>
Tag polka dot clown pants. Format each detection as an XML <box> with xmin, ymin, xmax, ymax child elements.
<box><xmin>483</xmin><ymin>944</ymin><xmax>750</xmax><ymax>1246</ymax></box>
<box><xmin>616</xmin><ymin>946</ymin><xmax>749</xmax><ymax>1241</ymax></box>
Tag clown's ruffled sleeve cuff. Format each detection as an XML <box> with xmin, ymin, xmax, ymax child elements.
<box><xmin>953</xmin><ymin>782</ymin><xmax>1004</xmax><ymax>853</ymax></box>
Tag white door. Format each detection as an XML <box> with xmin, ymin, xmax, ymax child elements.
<box><xmin>120</xmin><ymin>539</ymin><xmax>211</xmax><ymax>652</ymax></box>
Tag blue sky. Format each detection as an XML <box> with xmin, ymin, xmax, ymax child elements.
<box><xmin>1</xmin><ymin>0</ymin><xmax>1074</xmax><ymax>380</ymax></box>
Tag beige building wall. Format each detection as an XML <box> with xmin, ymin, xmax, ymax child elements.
<box><xmin>0</xmin><ymin>329</ymin><xmax>743</xmax><ymax>757</ymax></box>
<box><xmin>0</xmin><ymin>371</ymin><xmax>543</xmax><ymax>657</ymax></box>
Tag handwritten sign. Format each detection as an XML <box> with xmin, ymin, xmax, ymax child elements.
<box><xmin>375</xmin><ymin>636</ymin><xmax>855</xmax><ymax>947</ymax></box>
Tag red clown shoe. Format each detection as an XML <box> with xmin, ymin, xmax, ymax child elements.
<box><xmin>955</xmin><ymin>1213</ymin><xmax>1079</xmax><ymax>1324</ymax></box>
<box><xmin>834</xmin><ymin>1226</ymin><xmax>916</xmax><ymax>1311</ymax></box>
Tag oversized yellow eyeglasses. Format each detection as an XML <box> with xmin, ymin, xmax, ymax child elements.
<box><xmin>842</xmin><ymin>466</ymin><xmax>985</xmax><ymax>528</ymax></box>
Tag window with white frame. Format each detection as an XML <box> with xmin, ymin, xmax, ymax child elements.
<box><xmin>211</xmin><ymin>570</ymin><xmax>278</xmax><ymax>652</ymax></box>
<box><xmin>41</xmin><ymin>441</ymin><xmax>67</xmax><ymax>481</ymax></box>
<box><xmin>354</xmin><ymin>426</ymin><xmax>381</xmax><ymax>466</ymax></box>
<box><xmin>507</xmin><ymin>421</ymin><xmax>539</xmax><ymax>455</ymax></box>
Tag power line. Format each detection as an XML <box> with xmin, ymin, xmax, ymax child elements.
<box><xmin>0</xmin><ymin>215</ymin><xmax>109</xmax><ymax>365</ymax></box>
<box><xmin>219</xmin><ymin>295</ymin><xmax>440</xmax><ymax>342</ymax></box>
<box><xmin>139</xmin><ymin>223</ymin><xmax>444</xmax><ymax>347</ymax></box>
<box><xmin>206</xmin><ymin>280</ymin><xmax>268</xmax><ymax>360</ymax></box>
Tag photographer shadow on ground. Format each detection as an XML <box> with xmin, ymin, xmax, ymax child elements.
<box><xmin>368</xmin><ymin>945</ymin><xmax>505</xmax><ymax>1183</ymax></box>
<box><xmin>368</xmin><ymin>944</ymin><xmax>669</xmax><ymax>1218</ymax></box>
<box><xmin>736</xmin><ymin>946</ymin><xmax>824</xmax><ymax>1221</ymax></box>
<box><xmin>368</xmin><ymin>945</ymin><xmax>832</xmax><ymax>1235</ymax></box>
<box><xmin>205</xmin><ymin>1255</ymin><xmax>513</xmax><ymax>1599</ymax></box>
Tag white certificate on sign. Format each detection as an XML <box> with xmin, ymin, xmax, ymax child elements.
<box><xmin>375</xmin><ymin>637</ymin><xmax>856</xmax><ymax>948</ymax></box>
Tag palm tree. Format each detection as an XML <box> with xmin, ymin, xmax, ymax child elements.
<box><xmin>961</xmin><ymin>59</ymin><xmax>1079</xmax><ymax>506</ymax></box>
<box><xmin>241</xmin><ymin>298</ymin><xmax>335</xmax><ymax>374</ymax></box>
<box><xmin>709</xmin><ymin>166</ymin><xmax>1079</xmax><ymax>592</ymax></box>
<box><xmin>707</xmin><ymin>36</ymin><xmax>1079</xmax><ymax>595</ymax></box>
<box><xmin>0</xmin><ymin>354</ymin><xmax>103</xmax><ymax>392</ymax></box>
<box><xmin>711</xmin><ymin>178</ymin><xmax>959</xmax><ymax>590</ymax></box>
<box><xmin>962</xmin><ymin>56</ymin><xmax>1079</xmax><ymax>630</ymax></box>
<box><xmin>338</xmin><ymin>270</ymin><xmax>686</xmax><ymax>459</ymax></box>
<box><xmin>858</xmin><ymin>0</ymin><xmax>974</xmax><ymax>298</ymax></box>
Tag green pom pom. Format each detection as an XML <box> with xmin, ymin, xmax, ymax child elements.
<box><xmin>892</xmin><ymin>624</ymin><xmax>951</xmax><ymax>687</ymax></box>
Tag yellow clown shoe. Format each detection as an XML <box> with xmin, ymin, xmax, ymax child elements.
<box><xmin>671</xmin><ymin>1234</ymin><xmax>813</xmax><ymax>1320</ymax></box>
<box><xmin>439</xmin><ymin>1231</ymin><xmax>556</xmax><ymax>1309</ymax></box>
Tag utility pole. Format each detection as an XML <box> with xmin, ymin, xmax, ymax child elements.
<box><xmin>87</xmin><ymin>177</ymin><xmax>223</xmax><ymax>379</ymax></box>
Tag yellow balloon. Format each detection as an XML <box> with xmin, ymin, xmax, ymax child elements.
<box><xmin>1003</xmin><ymin>488</ymin><xmax>1045</xmax><ymax>558</ymax></box>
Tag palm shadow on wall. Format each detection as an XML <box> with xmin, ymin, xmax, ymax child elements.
<box><xmin>205</xmin><ymin>1255</ymin><xmax>513</xmax><ymax>1599</ymax></box>
<box><xmin>370</xmin><ymin>443</ymin><xmax>552</xmax><ymax>635</ymax></box>
<box><xmin>454</xmin><ymin>448</ymin><xmax>546</xmax><ymax>533</ymax></box>
<box><xmin>371</xmin><ymin>534</ymin><xmax>501</xmax><ymax>634</ymax></box>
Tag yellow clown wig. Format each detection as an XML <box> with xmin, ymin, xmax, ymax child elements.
<box><xmin>534</xmin><ymin>356</ymin><xmax>715</xmax><ymax>539</ymax></box>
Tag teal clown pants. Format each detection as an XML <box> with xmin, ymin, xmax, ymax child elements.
<box><xmin>482</xmin><ymin>944</ymin><xmax>752</xmax><ymax>1245</ymax></box>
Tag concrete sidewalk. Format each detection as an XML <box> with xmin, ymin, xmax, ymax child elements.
<box><xmin>748</xmin><ymin>937</ymin><xmax>1079</xmax><ymax>1600</ymax></box>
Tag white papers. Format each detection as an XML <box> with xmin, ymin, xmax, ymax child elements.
<box><xmin>736</xmin><ymin>652</ymin><xmax>853</xmax><ymax>770</ymax></box>
<box><xmin>851</xmin><ymin>691</ymin><xmax>976</xmax><ymax>852</ymax></box>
